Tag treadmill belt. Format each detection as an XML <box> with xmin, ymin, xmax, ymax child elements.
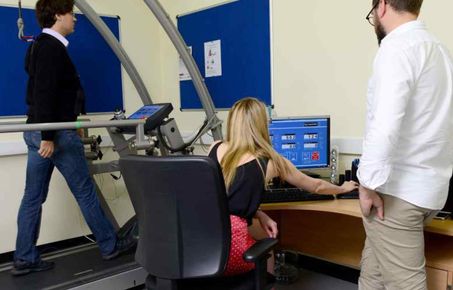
<box><xmin>0</xmin><ymin>245</ymin><xmax>140</xmax><ymax>290</ymax></box>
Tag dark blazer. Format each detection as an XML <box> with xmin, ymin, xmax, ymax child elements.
<box><xmin>25</xmin><ymin>33</ymin><xmax>85</xmax><ymax>141</ymax></box>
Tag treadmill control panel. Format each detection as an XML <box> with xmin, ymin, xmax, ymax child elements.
<box><xmin>125</xmin><ymin>103</ymin><xmax>173</xmax><ymax>132</ymax></box>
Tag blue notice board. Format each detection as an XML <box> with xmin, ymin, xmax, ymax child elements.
<box><xmin>0</xmin><ymin>5</ymin><xmax>123</xmax><ymax>117</ymax></box>
<box><xmin>177</xmin><ymin>0</ymin><xmax>271</xmax><ymax>109</ymax></box>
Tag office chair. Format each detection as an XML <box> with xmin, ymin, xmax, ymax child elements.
<box><xmin>120</xmin><ymin>155</ymin><xmax>277</xmax><ymax>290</ymax></box>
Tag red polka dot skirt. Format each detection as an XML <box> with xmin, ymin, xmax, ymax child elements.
<box><xmin>223</xmin><ymin>215</ymin><xmax>256</xmax><ymax>276</ymax></box>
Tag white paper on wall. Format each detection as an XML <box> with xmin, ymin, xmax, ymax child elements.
<box><xmin>204</xmin><ymin>40</ymin><xmax>222</xmax><ymax>78</ymax></box>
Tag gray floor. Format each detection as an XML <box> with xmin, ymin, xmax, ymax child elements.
<box><xmin>275</xmin><ymin>269</ymin><xmax>358</xmax><ymax>290</ymax></box>
<box><xmin>135</xmin><ymin>268</ymin><xmax>358</xmax><ymax>290</ymax></box>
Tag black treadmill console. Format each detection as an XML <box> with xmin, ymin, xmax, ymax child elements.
<box><xmin>127</xmin><ymin>103</ymin><xmax>173</xmax><ymax>132</ymax></box>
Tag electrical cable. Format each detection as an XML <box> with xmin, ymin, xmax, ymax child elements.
<box><xmin>157</xmin><ymin>115</ymin><xmax>220</xmax><ymax>153</ymax></box>
<box><xmin>17</xmin><ymin>0</ymin><xmax>34</xmax><ymax>42</ymax></box>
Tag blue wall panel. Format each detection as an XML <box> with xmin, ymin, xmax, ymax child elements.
<box><xmin>0</xmin><ymin>6</ymin><xmax>123</xmax><ymax>117</ymax></box>
<box><xmin>177</xmin><ymin>0</ymin><xmax>271</xmax><ymax>109</ymax></box>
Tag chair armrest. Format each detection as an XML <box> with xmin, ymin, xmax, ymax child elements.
<box><xmin>243</xmin><ymin>238</ymin><xmax>278</xmax><ymax>263</ymax></box>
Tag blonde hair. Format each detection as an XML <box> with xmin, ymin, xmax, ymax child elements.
<box><xmin>221</xmin><ymin>97</ymin><xmax>290</xmax><ymax>189</ymax></box>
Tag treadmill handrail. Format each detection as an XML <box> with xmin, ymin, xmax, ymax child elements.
<box><xmin>0</xmin><ymin>119</ymin><xmax>145</xmax><ymax>133</ymax></box>
<box><xmin>75</xmin><ymin>0</ymin><xmax>153</xmax><ymax>106</ymax></box>
<box><xmin>73</xmin><ymin>0</ymin><xmax>223</xmax><ymax>141</ymax></box>
<box><xmin>143</xmin><ymin>0</ymin><xmax>223</xmax><ymax>141</ymax></box>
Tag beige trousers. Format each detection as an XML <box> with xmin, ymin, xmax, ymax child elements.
<box><xmin>358</xmin><ymin>194</ymin><xmax>436</xmax><ymax>290</ymax></box>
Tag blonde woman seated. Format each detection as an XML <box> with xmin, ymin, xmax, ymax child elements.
<box><xmin>208</xmin><ymin>97</ymin><xmax>358</xmax><ymax>276</ymax></box>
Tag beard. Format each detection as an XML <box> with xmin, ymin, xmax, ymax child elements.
<box><xmin>374</xmin><ymin>18</ymin><xmax>387</xmax><ymax>46</ymax></box>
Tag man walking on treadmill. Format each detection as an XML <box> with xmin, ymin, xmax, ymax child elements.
<box><xmin>12</xmin><ymin>0</ymin><xmax>135</xmax><ymax>276</ymax></box>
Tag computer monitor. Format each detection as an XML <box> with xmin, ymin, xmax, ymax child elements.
<box><xmin>269</xmin><ymin>116</ymin><xmax>330</xmax><ymax>169</ymax></box>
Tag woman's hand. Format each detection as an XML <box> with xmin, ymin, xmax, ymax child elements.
<box><xmin>255</xmin><ymin>210</ymin><xmax>278</xmax><ymax>238</ymax></box>
<box><xmin>340</xmin><ymin>180</ymin><xmax>359</xmax><ymax>193</ymax></box>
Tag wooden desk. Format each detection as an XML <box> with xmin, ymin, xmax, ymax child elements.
<box><xmin>261</xmin><ymin>200</ymin><xmax>453</xmax><ymax>290</ymax></box>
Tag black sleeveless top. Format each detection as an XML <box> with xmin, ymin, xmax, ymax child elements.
<box><xmin>209</xmin><ymin>142</ymin><xmax>268</xmax><ymax>224</ymax></box>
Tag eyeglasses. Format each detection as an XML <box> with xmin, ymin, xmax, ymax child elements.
<box><xmin>366</xmin><ymin>1</ymin><xmax>380</xmax><ymax>26</ymax></box>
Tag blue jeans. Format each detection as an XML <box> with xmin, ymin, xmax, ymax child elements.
<box><xmin>15</xmin><ymin>130</ymin><xmax>117</xmax><ymax>263</ymax></box>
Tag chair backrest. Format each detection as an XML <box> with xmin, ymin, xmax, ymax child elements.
<box><xmin>120</xmin><ymin>155</ymin><xmax>231</xmax><ymax>280</ymax></box>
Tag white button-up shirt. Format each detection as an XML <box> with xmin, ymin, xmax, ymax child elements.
<box><xmin>358</xmin><ymin>21</ymin><xmax>453</xmax><ymax>210</ymax></box>
<box><xmin>42</xmin><ymin>28</ymin><xmax>69</xmax><ymax>47</ymax></box>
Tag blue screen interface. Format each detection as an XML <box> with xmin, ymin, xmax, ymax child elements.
<box><xmin>128</xmin><ymin>105</ymin><xmax>163</xmax><ymax>120</ymax></box>
<box><xmin>269</xmin><ymin>117</ymin><xmax>330</xmax><ymax>169</ymax></box>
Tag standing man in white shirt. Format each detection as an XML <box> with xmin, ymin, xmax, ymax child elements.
<box><xmin>357</xmin><ymin>0</ymin><xmax>453</xmax><ymax>289</ymax></box>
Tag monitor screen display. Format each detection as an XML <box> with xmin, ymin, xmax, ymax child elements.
<box><xmin>128</xmin><ymin>105</ymin><xmax>164</xmax><ymax>120</ymax></box>
<box><xmin>269</xmin><ymin>117</ymin><xmax>330</xmax><ymax>169</ymax></box>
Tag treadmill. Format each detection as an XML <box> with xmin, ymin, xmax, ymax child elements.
<box><xmin>0</xmin><ymin>0</ymin><xmax>222</xmax><ymax>288</ymax></box>
<box><xmin>0</xmin><ymin>103</ymin><xmax>179</xmax><ymax>289</ymax></box>
<box><xmin>0</xmin><ymin>243</ymin><xmax>145</xmax><ymax>290</ymax></box>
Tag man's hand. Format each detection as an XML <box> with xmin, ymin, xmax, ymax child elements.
<box><xmin>256</xmin><ymin>210</ymin><xmax>278</xmax><ymax>238</ymax></box>
<box><xmin>77</xmin><ymin>128</ymin><xmax>85</xmax><ymax>138</ymax></box>
<box><xmin>359</xmin><ymin>185</ymin><xmax>384</xmax><ymax>220</ymax></box>
<box><xmin>38</xmin><ymin>141</ymin><xmax>54</xmax><ymax>158</ymax></box>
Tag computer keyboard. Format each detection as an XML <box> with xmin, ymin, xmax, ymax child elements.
<box><xmin>261</xmin><ymin>187</ymin><xmax>335</xmax><ymax>204</ymax></box>
<box><xmin>336</xmin><ymin>190</ymin><xmax>359</xmax><ymax>199</ymax></box>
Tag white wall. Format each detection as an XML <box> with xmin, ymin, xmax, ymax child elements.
<box><xmin>1</xmin><ymin>0</ymin><xmax>453</xmax><ymax>254</ymax></box>
<box><xmin>153</xmin><ymin>0</ymin><xmax>453</xmax><ymax>148</ymax></box>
